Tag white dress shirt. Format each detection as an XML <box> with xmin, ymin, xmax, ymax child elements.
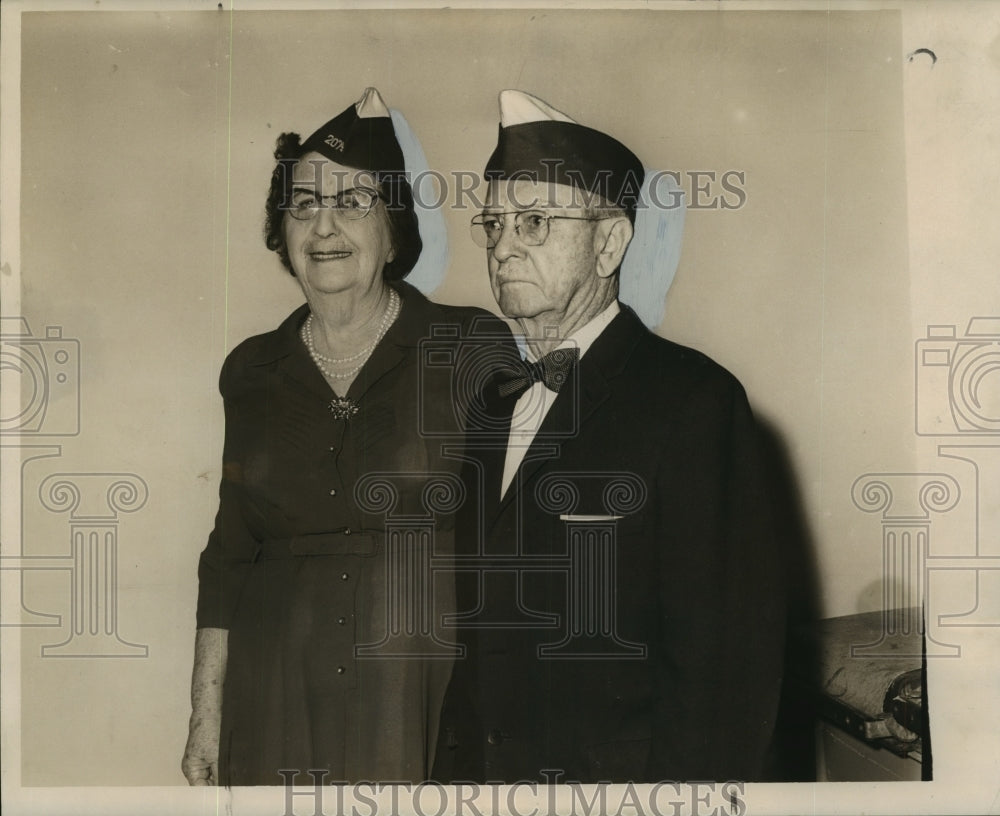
<box><xmin>500</xmin><ymin>300</ymin><xmax>621</xmax><ymax>497</ymax></box>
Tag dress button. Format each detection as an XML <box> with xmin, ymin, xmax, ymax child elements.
<box><xmin>487</xmin><ymin>729</ymin><xmax>504</xmax><ymax>746</ymax></box>
<box><xmin>337</xmin><ymin>616</ymin><xmax>347</xmax><ymax>625</ymax></box>
<box><xmin>329</xmin><ymin>488</ymin><xmax>337</xmax><ymax>496</ymax></box>
<box><xmin>343</xmin><ymin>528</ymin><xmax>352</xmax><ymax>536</ymax></box>
<box><xmin>328</xmin><ymin>446</ymin><xmax>337</xmax><ymax>453</ymax></box>
<box><xmin>340</xmin><ymin>572</ymin><xmax>349</xmax><ymax>581</ymax></box>
<box><xmin>336</xmin><ymin>666</ymin><xmax>346</xmax><ymax>675</ymax></box>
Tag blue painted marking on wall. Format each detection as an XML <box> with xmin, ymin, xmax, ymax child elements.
<box><xmin>391</xmin><ymin>109</ymin><xmax>449</xmax><ymax>295</ymax></box>
<box><xmin>620</xmin><ymin>169</ymin><xmax>685</xmax><ymax>330</ymax></box>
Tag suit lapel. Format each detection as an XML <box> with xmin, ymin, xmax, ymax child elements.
<box><xmin>493</xmin><ymin>307</ymin><xmax>647</xmax><ymax>519</ymax></box>
<box><xmin>474</xmin><ymin>380</ymin><xmax>518</xmax><ymax>527</ymax></box>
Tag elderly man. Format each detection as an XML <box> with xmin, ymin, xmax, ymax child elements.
<box><xmin>432</xmin><ymin>90</ymin><xmax>785</xmax><ymax>784</ymax></box>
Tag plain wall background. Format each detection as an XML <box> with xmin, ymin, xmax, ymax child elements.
<box><xmin>3</xmin><ymin>1</ymin><xmax>998</xmax><ymax>802</ymax></box>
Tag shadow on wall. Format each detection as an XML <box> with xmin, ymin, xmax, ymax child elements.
<box><xmin>756</xmin><ymin>414</ymin><xmax>822</xmax><ymax>782</ymax></box>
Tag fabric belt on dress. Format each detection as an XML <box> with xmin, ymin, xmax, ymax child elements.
<box><xmin>256</xmin><ymin>531</ymin><xmax>378</xmax><ymax>559</ymax></box>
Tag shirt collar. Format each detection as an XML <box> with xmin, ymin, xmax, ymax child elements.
<box><xmin>523</xmin><ymin>300</ymin><xmax>621</xmax><ymax>362</ymax></box>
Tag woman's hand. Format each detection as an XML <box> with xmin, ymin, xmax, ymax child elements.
<box><xmin>182</xmin><ymin>627</ymin><xmax>228</xmax><ymax>785</ymax></box>
<box><xmin>182</xmin><ymin>711</ymin><xmax>220</xmax><ymax>785</ymax></box>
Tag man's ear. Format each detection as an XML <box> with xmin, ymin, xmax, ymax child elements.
<box><xmin>594</xmin><ymin>217</ymin><xmax>633</xmax><ymax>278</ymax></box>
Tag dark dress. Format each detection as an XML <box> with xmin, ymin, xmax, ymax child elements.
<box><xmin>196</xmin><ymin>281</ymin><xmax>513</xmax><ymax>785</ymax></box>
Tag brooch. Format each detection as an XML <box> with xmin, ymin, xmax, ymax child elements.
<box><xmin>328</xmin><ymin>396</ymin><xmax>359</xmax><ymax>420</ymax></box>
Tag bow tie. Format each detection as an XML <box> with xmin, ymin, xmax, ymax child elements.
<box><xmin>494</xmin><ymin>347</ymin><xmax>580</xmax><ymax>400</ymax></box>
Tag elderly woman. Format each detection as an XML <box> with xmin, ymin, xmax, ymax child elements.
<box><xmin>182</xmin><ymin>88</ymin><xmax>510</xmax><ymax>786</ymax></box>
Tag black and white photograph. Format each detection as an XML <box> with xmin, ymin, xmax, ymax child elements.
<box><xmin>1</xmin><ymin>1</ymin><xmax>998</xmax><ymax>814</ymax></box>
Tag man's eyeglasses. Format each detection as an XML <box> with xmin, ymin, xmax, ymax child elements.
<box><xmin>470</xmin><ymin>210</ymin><xmax>616</xmax><ymax>249</ymax></box>
<box><xmin>285</xmin><ymin>186</ymin><xmax>383</xmax><ymax>221</ymax></box>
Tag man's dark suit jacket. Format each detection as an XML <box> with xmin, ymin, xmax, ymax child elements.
<box><xmin>432</xmin><ymin>304</ymin><xmax>786</xmax><ymax>783</ymax></box>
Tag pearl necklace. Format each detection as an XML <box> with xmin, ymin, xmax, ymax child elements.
<box><xmin>301</xmin><ymin>289</ymin><xmax>400</xmax><ymax>381</ymax></box>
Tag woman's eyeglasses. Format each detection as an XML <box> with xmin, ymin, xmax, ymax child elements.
<box><xmin>285</xmin><ymin>186</ymin><xmax>383</xmax><ymax>221</ymax></box>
